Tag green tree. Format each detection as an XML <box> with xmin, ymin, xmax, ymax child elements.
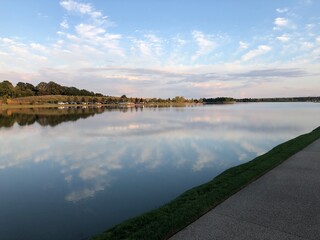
<box><xmin>0</xmin><ymin>80</ymin><xmax>15</xmax><ymax>98</ymax></box>
<box><xmin>15</xmin><ymin>82</ymin><xmax>36</xmax><ymax>97</ymax></box>
<box><xmin>120</xmin><ymin>95</ymin><xmax>127</xmax><ymax>103</ymax></box>
<box><xmin>173</xmin><ymin>96</ymin><xmax>185</xmax><ymax>103</ymax></box>
<box><xmin>47</xmin><ymin>81</ymin><xmax>63</xmax><ymax>95</ymax></box>
<box><xmin>36</xmin><ymin>82</ymin><xmax>49</xmax><ymax>95</ymax></box>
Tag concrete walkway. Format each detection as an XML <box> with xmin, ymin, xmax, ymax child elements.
<box><xmin>169</xmin><ymin>139</ymin><xmax>320</xmax><ymax>240</ymax></box>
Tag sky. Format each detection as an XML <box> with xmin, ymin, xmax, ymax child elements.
<box><xmin>0</xmin><ymin>0</ymin><xmax>319</xmax><ymax>98</ymax></box>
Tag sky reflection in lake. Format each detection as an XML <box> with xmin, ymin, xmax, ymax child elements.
<box><xmin>0</xmin><ymin>103</ymin><xmax>319</xmax><ymax>240</ymax></box>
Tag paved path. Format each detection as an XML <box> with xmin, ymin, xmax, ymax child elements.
<box><xmin>169</xmin><ymin>139</ymin><xmax>320</xmax><ymax>240</ymax></box>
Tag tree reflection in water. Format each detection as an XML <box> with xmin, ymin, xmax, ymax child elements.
<box><xmin>0</xmin><ymin>106</ymin><xmax>145</xmax><ymax>128</ymax></box>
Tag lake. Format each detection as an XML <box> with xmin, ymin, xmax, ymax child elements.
<box><xmin>0</xmin><ymin>103</ymin><xmax>319</xmax><ymax>240</ymax></box>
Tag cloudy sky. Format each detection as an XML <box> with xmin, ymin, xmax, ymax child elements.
<box><xmin>0</xmin><ymin>0</ymin><xmax>319</xmax><ymax>98</ymax></box>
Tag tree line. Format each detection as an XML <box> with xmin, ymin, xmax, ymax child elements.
<box><xmin>237</xmin><ymin>97</ymin><xmax>320</xmax><ymax>102</ymax></box>
<box><xmin>1</xmin><ymin>80</ymin><xmax>319</xmax><ymax>104</ymax></box>
<box><xmin>0</xmin><ymin>80</ymin><xmax>103</xmax><ymax>99</ymax></box>
<box><xmin>202</xmin><ymin>97</ymin><xmax>236</xmax><ymax>104</ymax></box>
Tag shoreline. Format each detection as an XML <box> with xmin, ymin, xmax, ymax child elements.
<box><xmin>0</xmin><ymin>103</ymin><xmax>203</xmax><ymax>110</ymax></box>
<box><xmin>0</xmin><ymin>100</ymin><xmax>318</xmax><ymax>110</ymax></box>
<box><xmin>91</xmin><ymin>127</ymin><xmax>320</xmax><ymax>240</ymax></box>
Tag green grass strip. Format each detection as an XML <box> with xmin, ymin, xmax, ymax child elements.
<box><xmin>92</xmin><ymin>126</ymin><xmax>320</xmax><ymax>240</ymax></box>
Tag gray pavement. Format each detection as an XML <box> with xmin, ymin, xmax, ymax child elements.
<box><xmin>169</xmin><ymin>139</ymin><xmax>320</xmax><ymax>240</ymax></box>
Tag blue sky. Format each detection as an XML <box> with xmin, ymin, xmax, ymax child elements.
<box><xmin>0</xmin><ymin>0</ymin><xmax>319</xmax><ymax>98</ymax></box>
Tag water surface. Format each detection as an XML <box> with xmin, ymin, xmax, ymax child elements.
<box><xmin>0</xmin><ymin>103</ymin><xmax>319</xmax><ymax>239</ymax></box>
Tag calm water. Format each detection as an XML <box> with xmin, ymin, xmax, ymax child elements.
<box><xmin>0</xmin><ymin>103</ymin><xmax>319</xmax><ymax>240</ymax></box>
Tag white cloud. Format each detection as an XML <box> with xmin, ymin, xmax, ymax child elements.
<box><xmin>239</xmin><ymin>41</ymin><xmax>249</xmax><ymax>50</ymax></box>
<box><xmin>60</xmin><ymin>0</ymin><xmax>108</xmax><ymax>24</ymax></box>
<box><xmin>75</xmin><ymin>24</ymin><xmax>105</xmax><ymax>39</ymax></box>
<box><xmin>59</xmin><ymin>23</ymin><xmax>123</xmax><ymax>57</ymax></box>
<box><xmin>0</xmin><ymin>37</ymin><xmax>15</xmax><ymax>44</ymax></box>
<box><xmin>174</xmin><ymin>37</ymin><xmax>187</xmax><ymax>47</ymax></box>
<box><xmin>274</xmin><ymin>18</ymin><xmax>289</xmax><ymax>28</ymax></box>
<box><xmin>102</xmin><ymin>33</ymin><xmax>122</xmax><ymax>42</ymax></box>
<box><xmin>0</xmin><ymin>39</ymin><xmax>48</xmax><ymax>71</ymax></box>
<box><xmin>132</xmin><ymin>39</ymin><xmax>151</xmax><ymax>56</ymax></box>
<box><xmin>277</xmin><ymin>34</ymin><xmax>290</xmax><ymax>42</ymax></box>
<box><xmin>60</xmin><ymin>20</ymin><xmax>69</xmax><ymax>29</ymax></box>
<box><xmin>56</xmin><ymin>31</ymin><xmax>64</xmax><ymax>36</ymax></box>
<box><xmin>276</xmin><ymin>8</ymin><xmax>289</xmax><ymax>13</ymax></box>
<box><xmin>241</xmin><ymin>45</ymin><xmax>272</xmax><ymax>61</ymax></box>
<box><xmin>144</xmin><ymin>34</ymin><xmax>163</xmax><ymax>55</ymax></box>
<box><xmin>305</xmin><ymin>24</ymin><xmax>315</xmax><ymax>31</ymax></box>
<box><xmin>30</xmin><ymin>43</ymin><xmax>48</xmax><ymax>53</ymax></box>
<box><xmin>300</xmin><ymin>42</ymin><xmax>314</xmax><ymax>50</ymax></box>
<box><xmin>129</xmin><ymin>34</ymin><xmax>164</xmax><ymax>59</ymax></box>
<box><xmin>0</xmin><ymin>0</ymin><xmax>320</xmax><ymax>98</ymax></box>
<box><xmin>60</xmin><ymin>0</ymin><xmax>93</xmax><ymax>15</ymax></box>
<box><xmin>192</xmin><ymin>30</ymin><xmax>216</xmax><ymax>61</ymax></box>
<box><xmin>58</xmin><ymin>1</ymin><xmax>123</xmax><ymax>58</ymax></box>
<box><xmin>144</xmin><ymin>34</ymin><xmax>161</xmax><ymax>44</ymax></box>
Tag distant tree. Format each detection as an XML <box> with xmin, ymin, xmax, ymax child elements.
<box><xmin>80</xmin><ymin>89</ymin><xmax>91</xmax><ymax>96</ymax></box>
<box><xmin>64</xmin><ymin>87</ymin><xmax>80</xmax><ymax>96</ymax></box>
<box><xmin>202</xmin><ymin>97</ymin><xmax>235</xmax><ymax>104</ymax></box>
<box><xmin>119</xmin><ymin>95</ymin><xmax>127</xmax><ymax>103</ymax></box>
<box><xmin>173</xmin><ymin>96</ymin><xmax>185</xmax><ymax>103</ymax></box>
<box><xmin>36</xmin><ymin>82</ymin><xmax>49</xmax><ymax>95</ymax></box>
<box><xmin>2</xmin><ymin>95</ymin><xmax>8</xmax><ymax>104</ymax></box>
<box><xmin>15</xmin><ymin>82</ymin><xmax>36</xmax><ymax>97</ymax></box>
<box><xmin>0</xmin><ymin>80</ymin><xmax>15</xmax><ymax>98</ymax></box>
<box><xmin>46</xmin><ymin>81</ymin><xmax>63</xmax><ymax>95</ymax></box>
<box><xmin>1</xmin><ymin>80</ymin><xmax>106</xmax><ymax>99</ymax></box>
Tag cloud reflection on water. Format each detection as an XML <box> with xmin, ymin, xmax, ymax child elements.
<box><xmin>0</xmin><ymin>103</ymin><xmax>319</xmax><ymax>202</ymax></box>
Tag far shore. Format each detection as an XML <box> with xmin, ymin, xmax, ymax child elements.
<box><xmin>0</xmin><ymin>102</ymin><xmax>203</xmax><ymax>110</ymax></box>
<box><xmin>1</xmin><ymin>100</ymin><xmax>319</xmax><ymax>110</ymax></box>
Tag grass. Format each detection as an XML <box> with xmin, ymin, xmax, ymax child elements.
<box><xmin>0</xmin><ymin>104</ymin><xmax>61</xmax><ymax>109</ymax></box>
<box><xmin>92</xmin><ymin>126</ymin><xmax>320</xmax><ymax>240</ymax></box>
<box><xmin>0</xmin><ymin>95</ymin><xmax>116</xmax><ymax>107</ymax></box>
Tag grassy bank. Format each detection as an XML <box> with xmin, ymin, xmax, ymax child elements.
<box><xmin>0</xmin><ymin>103</ymin><xmax>119</xmax><ymax>110</ymax></box>
<box><xmin>92</xmin><ymin>127</ymin><xmax>320</xmax><ymax>240</ymax></box>
<box><xmin>0</xmin><ymin>104</ymin><xmax>62</xmax><ymax>109</ymax></box>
